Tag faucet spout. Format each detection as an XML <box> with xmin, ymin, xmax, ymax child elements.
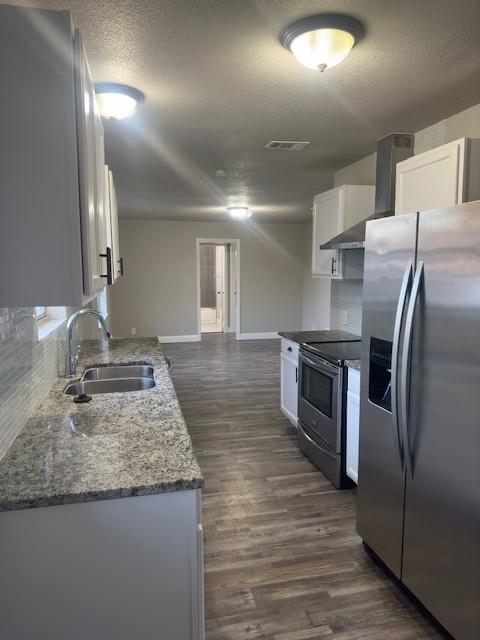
<box><xmin>66</xmin><ymin>309</ymin><xmax>111</xmax><ymax>377</ymax></box>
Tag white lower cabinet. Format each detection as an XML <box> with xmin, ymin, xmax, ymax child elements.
<box><xmin>0</xmin><ymin>490</ymin><xmax>204</xmax><ymax>640</ymax></box>
<box><xmin>346</xmin><ymin>367</ymin><xmax>361</xmax><ymax>484</ymax></box>
<box><xmin>280</xmin><ymin>339</ymin><xmax>299</xmax><ymax>428</ymax></box>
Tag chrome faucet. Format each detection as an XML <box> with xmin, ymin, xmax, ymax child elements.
<box><xmin>66</xmin><ymin>309</ymin><xmax>111</xmax><ymax>377</ymax></box>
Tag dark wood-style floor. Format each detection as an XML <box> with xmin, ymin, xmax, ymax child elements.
<box><xmin>164</xmin><ymin>334</ymin><xmax>445</xmax><ymax>640</ymax></box>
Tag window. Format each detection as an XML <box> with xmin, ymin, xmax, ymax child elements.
<box><xmin>35</xmin><ymin>306</ymin><xmax>66</xmax><ymax>341</ymax></box>
<box><xmin>35</xmin><ymin>306</ymin><xmax>47</xmax><ymax>320</ymax></box>
<box><xmin>98</xmin><ymin>287</ymin><xmax>108</xmax><ymax>318</ymax></box>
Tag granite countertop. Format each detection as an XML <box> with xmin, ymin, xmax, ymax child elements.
<box><xmin>0</xmin><ymin>338</ymin><xmax>203</xmax><ymax>512</ymax></box>
<box><xmin>345</xmin><ymin>359</ymin><xmax>361</xmax><ymax>371</ymax></box>
<box><xmin>278</xmin><ymin>330</ymin><xmax>361</xmax><ymax>344</ymax></box>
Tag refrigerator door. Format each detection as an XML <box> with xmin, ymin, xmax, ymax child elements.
<box><xmin>402</xmin><ymin>202</ymin><xmax>480</xmax><ymax>640</ymax></box>
<box><xmin>357</xmin><ymin>213</ymin><xmax>418</xmax><ymax>578</ymax></box>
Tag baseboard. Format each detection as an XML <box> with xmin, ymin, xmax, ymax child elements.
<box><xmin>157</xmin><ymin>334</ymin><xmax>201</xmax><ymax>344</ymax></box>
<box><xmin>237</xmin><ymin>332</ymin><xmax>280</xmax><ymax>340</ymax></box>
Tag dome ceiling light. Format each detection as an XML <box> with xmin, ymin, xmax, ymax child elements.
<box><xmin>95</xmin><ymin>83</ymin><xmax>145</xmax><ymax>120</ymax></box>
<box><xmin>227</xmin><ymin>206</ymin><xmax>252</xmax><ymax>220</ymax></box>
<box><xmin>281</xmin><ymin>13</ymin><xmax>365</xmax><ymax>72</ymax></box>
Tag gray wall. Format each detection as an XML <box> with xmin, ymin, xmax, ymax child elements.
<box><xmin>109</xmin><ymin>219</ymin><xmax>305</xmax><ymax>337</ymax></box>
<box><xmin>301</xmin><ymin>221</ymin><xmax>332</xmax><ymax>331</ymax></box>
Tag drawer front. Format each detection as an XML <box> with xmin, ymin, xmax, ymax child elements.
<box><xmin>281</xmin><ymin>339</ymin><xmax>299</xmax><ymax>360</ymax></box>
<box><xmin>347</xmin><ymin>367</ymin><xmax>361</xmax><ymax>395</ymax></box>
<box><xmin>298</xmin><ymin>421</ymin><xmax>341</xmax><ymax>488</ymax></box>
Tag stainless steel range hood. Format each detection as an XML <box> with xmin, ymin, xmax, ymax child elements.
<box><xmin>321</xmin><ymin>133</ymin><xmax>414</xmax><ymax>250</ymax></box>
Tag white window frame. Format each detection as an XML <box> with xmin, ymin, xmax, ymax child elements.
<box><xmin>98</xmin><ymin>287</ymin><xmax>109</xmax><ymax>319</ymax></box>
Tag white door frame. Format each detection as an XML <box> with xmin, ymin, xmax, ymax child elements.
<box><xmin>196</xmin><ymin>238</ymin><xmax>240</xmax><ymax>340</ymax></box>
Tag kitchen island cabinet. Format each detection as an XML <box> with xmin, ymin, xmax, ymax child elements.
<box><xmin>0</xmin><ymin>338</ymin><xmax>204</xmax><ymax>640</ymax></box>
<box><xmin>280</xmin><ymin>338</ymin><xmax>299</xmax><ymax>428</ymax></box>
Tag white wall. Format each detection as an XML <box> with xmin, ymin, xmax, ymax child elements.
<box><xmin>302</xmin><ymin>101</ymin><xmax>480</xmax><ymax>335</ymax></box>
<box><xmin>109</xmin><ymin>219</ymin><xmax>305</xmax><ymax>338</ymax></box>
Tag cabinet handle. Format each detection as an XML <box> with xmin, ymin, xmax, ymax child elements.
<box><xmin>287</xmin><ymin>346</ymin><xmax>292</xmax><ymax>352</ymax></box>
<box><xmin>331</xmin><ymin>257</ymin><xmax>336</xmax><ymax>274</ymax></box>
<box><xmin>119</xmin><ymin>256</ymin><xmax>124</xmax><ymax>276</ymax></box>
<box><xmin>295</xmin><ymin>367</ymin><xmax>298</xmax><ymax>383</ymax></box>
<box><xmin>100</xmin><ymin>246</ymin><xmax>113</xmax><ymax>285</ymax></box>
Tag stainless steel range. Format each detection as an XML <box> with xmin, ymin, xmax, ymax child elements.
<box><xmin>298</xmin><ymin>339</ymin><xmax>361</xmax><ymax>488</ymax></box>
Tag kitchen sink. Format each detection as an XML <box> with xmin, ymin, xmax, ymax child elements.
<box><xmin>64</xmin><ymin>363</ymin><xmax>156</xmax><ymax>401</ymax></box>
<box><xmin>82</xmin><ymin>365</ymin><xmax>154</xmax><ymax>380</ymax></box>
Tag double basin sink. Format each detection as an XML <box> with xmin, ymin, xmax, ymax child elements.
<box><xmin>64</xmin><ymin>365</ymin><xmax>155</xmax><ymax>400</ymax></box>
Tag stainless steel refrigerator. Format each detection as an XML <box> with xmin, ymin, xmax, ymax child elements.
<box><xmin>357</xmin><ymin>201</ymin><xmax>480</xmax><ymax>640</ymax></box>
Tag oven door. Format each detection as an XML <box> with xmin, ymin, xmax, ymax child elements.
<box><xmin>298</xmin><ymin>350</ymin><xmax>342</xmax><ymax>452</ymax></box>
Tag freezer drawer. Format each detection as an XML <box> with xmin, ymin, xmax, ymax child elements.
<box><xmin>298</xmin><ymin>421</ymin><xmax>341</xmax><ymax>488</ymax></box>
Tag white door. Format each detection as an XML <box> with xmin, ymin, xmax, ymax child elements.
<box><xmin>281</xmin><ymin>354</ymin><xmax>298</xmax><ymax>427</ymax></box>
<box><xmin>312</xmin><ymin>189</ymin><xmax>343</xmax><ymax>277</ymax></box>
<box><xmin>215</xmin><ymin>245</ymin><xmax>225</xmax><ymax>332</ymax></box>
<box><xmin>395</xmin><ymin>138</ymin><xmax>465</xmax><ymax>215</ymax></box>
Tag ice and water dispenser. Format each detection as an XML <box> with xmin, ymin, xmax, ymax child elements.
<box><xmin>368</xmin><ymin>338</ymin><xmax>392</xmax><ymax>412</ymax></box>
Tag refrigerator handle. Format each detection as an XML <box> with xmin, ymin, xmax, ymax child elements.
<box><xmin>400</xmin><ymin>261</ymin><xmax>424</xmax><ymax>475</ymax></box>
<box><xmin>391</xmin><ymin>261</ymin><xmax>413</xmax><ymax>467</ymax></box>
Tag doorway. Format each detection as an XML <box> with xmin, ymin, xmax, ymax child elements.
<box><xmin>196</xmin><ymin>239</ymin><xmax>240</xmax><ymax>339</ymax></box>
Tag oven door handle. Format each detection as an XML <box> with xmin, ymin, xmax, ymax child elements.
<box><xmin>300</xmin><ymin>354</ymin><xmax>339</xmax><ymax>376</ymax></box>
<box><xmin>391</xmin><ymin>261</ymin><xmax>413</xmax><ymax>468</ymax></box>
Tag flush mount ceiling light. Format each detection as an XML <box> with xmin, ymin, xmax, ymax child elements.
<box><xmin>94</xmin><ymin>83</ymin><xmax>145</xmax><ymax>120</ymax></box>
<box><xmin>227</xmin><ymin>206</ymin><xmax>252</xmax><ymax>220</ymax></box>
<box><xmin>281</xmin><ymin>13</ymin><xmax>364</xmax><ymax>72</ymax></box>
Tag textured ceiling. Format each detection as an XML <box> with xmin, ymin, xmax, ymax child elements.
<box><xmin>4</xmin><ymin>0</ymin><xmax>480</xmax><ymax>221</ymax></box>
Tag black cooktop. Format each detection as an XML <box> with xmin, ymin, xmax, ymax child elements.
<box><xmin>301</xmin><ymin>340</ymin><xmax>363</xmax><ymax>365</ymax></box>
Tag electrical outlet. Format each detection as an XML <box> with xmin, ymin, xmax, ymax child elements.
<box><xmin>131</xmin><ymin>327</ymin><xmax>137</xmax><ymax>336</ymax></box>
<box><xmin>312</xmin><ymin>323</ymin><xmax>316</xmax><ymax>330</ymax></box>
<box><xmin>341</xmin><ymin>311</ymin><xmax>349</xmax><ymax>326</ymax></box>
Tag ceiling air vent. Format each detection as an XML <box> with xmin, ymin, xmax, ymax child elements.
<box><xmin>265</xmin><ymin>140</ymin><xmax>310</xmax><ymax>151</ymax></box>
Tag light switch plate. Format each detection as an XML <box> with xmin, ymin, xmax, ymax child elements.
<box><xmin>341</xmin><ymin>311</ymin><xmax>349</xmax><ymax>326</ymax></box>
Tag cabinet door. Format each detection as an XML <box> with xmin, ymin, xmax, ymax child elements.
<box><xmin>312</xmin><ymin>189</ymin><xmax>343</xmax><ymax>277</ymax></box>
<box><xmin>346</xmin><ymin>388</ymin><xmax>360</xmax><ymax>484</ymax></box>
<box><xmin>94</xmin><ymin>111</ymin><xmax>109</xmax><ymax>289</ymax></box>
<box><xmin>395</xmin><ymin>139</ymin><xmax>465</xmax><ymax>215</ymax></box>
<box><xmin>74</xmin><ymin>29</ymin><xmax>103</xmax><ymax>296</ymax></box>
<box><xmin>280</xmin><ymin>353</ymin><xmax>298</xmax><ymax>427</ymax></box>
<box><xmin>109</xmin><ymin>170</ymin><xmax>122</xmax><ymax>281</ymax></box>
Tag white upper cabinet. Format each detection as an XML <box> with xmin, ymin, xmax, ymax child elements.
<box><xmin>312</xmin><ymin>185</ymin><xmax>375</xmax><ymax>278</ymax></box>
<box><xmin>74</xmin><ymin>29</ymin><xmax>106</xmax><ymax>297</ymax></box>
<box><xmin>0</xmin><ymin>6</ymin><xmax>116</xmax><ymax>307</ymax></box>
<box><xmin>105</xmin><ymin>167</ymin><xmax>122</xmax><ymax>284</ymax></box>
<box><xmin>395</xmin><ymin>137</ymin><xmax>480</xmax><ymax>215</ymax></box>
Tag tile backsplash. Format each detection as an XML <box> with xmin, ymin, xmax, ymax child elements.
<box><xmin>0</xmin><ymin>297</ymin><xmax>109</xmax><ymax>461</ymax></box>
<box><xmin>0</xmin><ymin>308</ymin><xmax>66</xmax><ymax>459</ymax></box>
<box><xmin>330</xmin><ymin>279</ymin><xmax>363</xmax><ymax>335</ymax></box>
